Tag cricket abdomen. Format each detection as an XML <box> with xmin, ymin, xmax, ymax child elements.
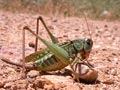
<box><xmin>25</xmin><ymin>41</ymin><xmax>79</xmax><ymax>71</ymax></box>
<box><xmin>25</xmin><ymin>50</ymin><xmax>68</xmax><ymax>71</ymax></box>
<box><xmin>34</xmin><ymin>55</ymin><xmax>68</xmax><ymax>71</ymax></box>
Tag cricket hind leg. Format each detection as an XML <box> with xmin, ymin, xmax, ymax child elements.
<box><xmin>1</xmin><ymin>57</ymin><xmax>36</xmax><ymax>70</ymax></box>
<box><xmin>23</xmin><ymin>26</ymin><xmax>69</xmax><ymax>65</ymax></box>
<box><xmin>35</xmin><ymin>16</ymin><xmax>59</xmax><ymax>52</ymax></box>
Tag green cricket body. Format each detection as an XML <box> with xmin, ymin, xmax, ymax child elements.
<box><xmin>25</xmin><ymin>38</ymin><xmax>93</xmax><ymax>71</ymax></box>
<box><xmin>1</xmin><ymin>16</ymin><xmax>93</xmax><ymax>76</ymax></box>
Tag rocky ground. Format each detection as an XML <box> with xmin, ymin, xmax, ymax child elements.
<box><xmin>0</xmin><ymin>11</ymin><xmax>120</xmax><ymax>90</ymax></box>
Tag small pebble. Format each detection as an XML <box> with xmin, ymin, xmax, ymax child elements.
<box><xmin>111</xmin><ymin>69</ymin><xmax>117</xmax><ymax>76</ymax></box>
<box><xmin>4</xmin><ymin>82</ymin><xmax>12</xmax><ymax>88</ymax></box>
<box><xmin>0</xmin><ymin>82</ymin><xmax>5</xmax><ymax>88</ymax></box>
<box><xmin>29</xmin><ymin>42</ymin><xmax>35</xmax><ymax>48</ymax></box>
<box><xmin>44</xmin><ymin>84</ymin><xmax>54</xmax><ymax>90</ymax></box>
<box><xmin>102</xmin><ymin>79</ymin><xmax>114</xmax><ymax>85</ymax></box>
<box><xmin>0</xmin><ymin>45</ymin><xmax>2</xmax><ymax>49</ymax></box>
<box><xmin>11</xmin><ymin>85</ymin><xmax>17</xmax><ymax>90</ymax></box>
<box><xmin>27</xmin><ymin>70</ymin><xmax>39</xmax><ymax>78</ymax></box>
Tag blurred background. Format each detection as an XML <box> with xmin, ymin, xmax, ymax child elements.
<box><xmin>0</xmin><ymin>0</ymin><xmax>120</xmax><ymax>20</ymax></box>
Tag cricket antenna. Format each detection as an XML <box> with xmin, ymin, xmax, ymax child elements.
<box><xmin>79</xmin><ymin>8</ymin><xmax>92</xmax><ymax>39</ymax></box>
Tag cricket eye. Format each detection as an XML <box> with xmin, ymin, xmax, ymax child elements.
<box><xmin>86</xmin><ymin>39</ymin><xmax>93</xmax><ymax>46</ymax></box>
<box><xmin>84</xmin><ymin>39</ymin><xmax>93</xmax><ymax>50</ymax></box>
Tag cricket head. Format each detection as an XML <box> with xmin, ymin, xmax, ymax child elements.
<box><xmin>82</xmin><ymin>38</ymin><xmax>93</xmax><ymax>59</ymax></box>
<box><xmin>73</xmin><ymin>38</ymin><xmax>93</xmax><ymax>59</ymax></box>
<box><xmin>84</xmin><ymin>38</ymin><xmax>93</xmax><ymax>51</ymax></box>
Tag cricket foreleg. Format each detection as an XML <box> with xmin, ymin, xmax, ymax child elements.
<box><xmin>69</xmin><ymin>54</ymin><xmax>93</xmax><ymax>82</ymax></box>
<box><xmin>69</xmin><ymin>57</ymin><xmax>80</xmax><ymax>82</ymax></box>
<box><xmin>76</xmin><ymin>53</ymin><xmax>94</xmax><ymax>70</ymax></box>
<box><xmin>80</xmin><ymin>59</ymin><xmax>94</xmax><ymax>70</ymax></box>
<box><xmin>70</xmin><ymin>64</ymin><xmax>80</xmax><ymax>82</ymax></box>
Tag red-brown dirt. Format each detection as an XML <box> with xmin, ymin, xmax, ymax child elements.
<box><xmin>0</xmin><ymin>11</ymin><xmax>120</xmax><ymax>90</ymax></box>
